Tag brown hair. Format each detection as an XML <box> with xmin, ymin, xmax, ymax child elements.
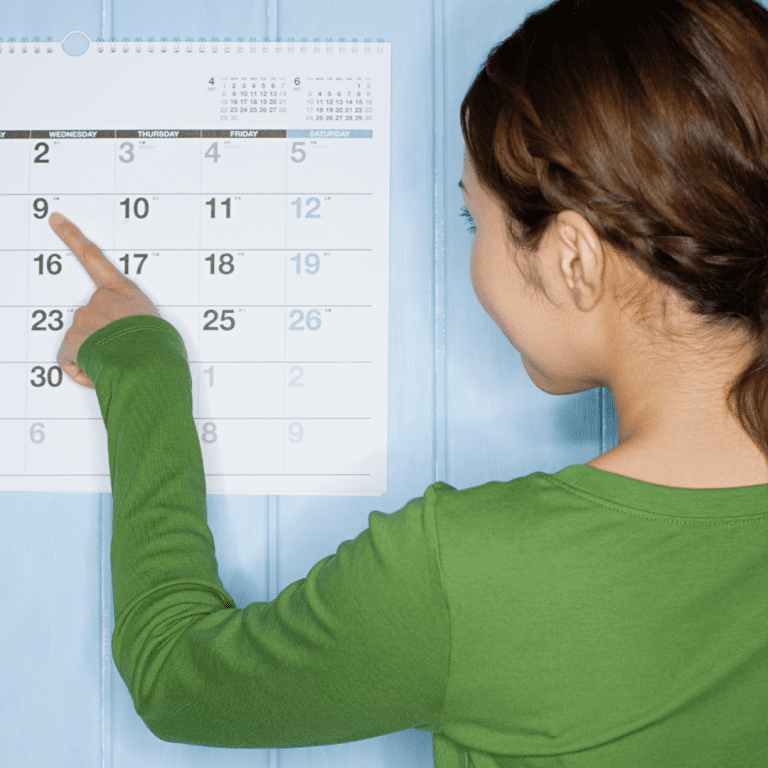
<box><xmin>461</xmin><ymin>0</ymin><xmax>768</xmax><ymax>461</ymax></box>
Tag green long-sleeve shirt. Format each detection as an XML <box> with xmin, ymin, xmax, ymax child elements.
<box><xmin>78</xmin><ymin>314</ymin><xmax>768</xmax><ymax>766</ymax></box>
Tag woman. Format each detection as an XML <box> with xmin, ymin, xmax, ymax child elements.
<box><xmin>55</xmin><ymin>0</ymin><xmax>768</xmax><ymax>764</ymax></box>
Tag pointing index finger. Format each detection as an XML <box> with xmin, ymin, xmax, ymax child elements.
<box><xmin>49</xmin><ymin>212</ymin><xmax>126</xmax><ymax>289</ymax></box>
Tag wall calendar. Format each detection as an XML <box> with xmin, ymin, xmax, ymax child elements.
<box><xmin>0</xmin><ymin>33</ymin><xmax>391</xmax><ymax>495</ymax></box>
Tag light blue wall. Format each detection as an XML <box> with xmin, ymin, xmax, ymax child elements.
<box><xmin>0</xmin><ymin>1</ymin><xmax>620</xmax><ymax>766</ymax></box>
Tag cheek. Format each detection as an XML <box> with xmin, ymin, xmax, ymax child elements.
<box><xmin>469</xmin><ymin>241</ymin><xmax>481</xmax><ymax>296</ymax></box>
<box><xmin>469</xmin><ymin>237</ymin><xmax>493</xmax><ymax>310</ymax></box>
<box><xmin>470</xmin><ymin>237</ymin><xmax>512</xmax><ymax>333</ymax></box>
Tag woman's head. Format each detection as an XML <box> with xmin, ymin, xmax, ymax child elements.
<box><xmin>460</xmin><ymin>0</ymin><xmax>768</xmax><ymax>461</ymax></box>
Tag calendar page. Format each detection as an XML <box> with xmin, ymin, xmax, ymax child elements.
<box><xmin>0</xmin><ymin>34</ymin><xmax>391</xmax><ymax>495</ymax></box>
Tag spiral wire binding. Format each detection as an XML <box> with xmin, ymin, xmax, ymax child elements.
<box><xmin>0</xmin><ymin>36</ymin><xmax>387</xmax><ymax>54</ymax></box>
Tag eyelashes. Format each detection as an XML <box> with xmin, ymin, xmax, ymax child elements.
<box><xmin>460</xmin><ymin>205</ymin><xmax>476</xmax><ymax>235</ymax></box>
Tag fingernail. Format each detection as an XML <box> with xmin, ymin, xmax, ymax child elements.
<box><xmin>50</xmin><ymin>213</ymin><xmax>64</xmax><ymax>226</ymax></box>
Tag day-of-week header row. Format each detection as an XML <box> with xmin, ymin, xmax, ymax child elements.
<box><xmin>0</xmin><ymin>129</ymin><xmax>373</xmax><ymax>139</ymax></box>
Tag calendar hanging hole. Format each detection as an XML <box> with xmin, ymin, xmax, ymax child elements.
<box><xmin>61</xmin><ymin>30</ymin><xmax>91</xmax><ymax>57</ymax></box>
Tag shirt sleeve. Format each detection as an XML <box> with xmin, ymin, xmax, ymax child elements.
<box><xmin>78</xmin><ymin>315</ymin><xmax>452</xmax><ymax>748</ymax></box>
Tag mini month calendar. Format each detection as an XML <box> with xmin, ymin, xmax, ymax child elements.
<box><xmin>0</xmin><ymin>33</ymin><xmax>391</xmax><ymax>495</ymax></box>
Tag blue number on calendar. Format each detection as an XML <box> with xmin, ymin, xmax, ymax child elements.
<box><xmin>291</xmin><ymin>197</ymin><xmax>321</xmax><ymax>218</ymax></box>
<box><xmin>290</xmin><ymin>252</ymin><xmax>321</xmax><ymax>274</ymax></box>
<box><xmin>288</xmin><ymin>309</ymin><xmax>322</xmax><ymax>331</ymax></box>
<box><xmin>289</xmin><ymin>366</ymin><xmax>304</xmax><ymax>387</ymax></box>
<box><xmin>291</xmin><ymin>141</ymin><xmax>306</xmax><ymax>162</ymax></box>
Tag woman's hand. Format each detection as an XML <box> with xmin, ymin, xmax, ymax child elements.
<box><xmin>51</xmin><ymin>212</ymin><xmax>162</xmax><ymax>389</ymax></box>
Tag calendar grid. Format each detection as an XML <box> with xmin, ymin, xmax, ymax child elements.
<box><xmin>0</xmin><ymin>40</ymin><xmax>391</xmax><ymax>494</ymax></box>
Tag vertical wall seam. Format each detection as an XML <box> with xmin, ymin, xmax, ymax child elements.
<box><xmin>433</xmin><ymin>0</ymin><xmax>447</xmax><ymax>485</ymax></box>
<box><xmin>268</xmin><ymin>0</ymin><xmax>278</xmax><ymax>43</ymax></box>
<box><xmin>599</xmin><ymin>387</ymin><xmax>605</xmax><ymax>456</ymax></box>
<box><xmin>102</xmin><ymin>0</ymin><xmax>112</xmax><ymax>42</ymax></box>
